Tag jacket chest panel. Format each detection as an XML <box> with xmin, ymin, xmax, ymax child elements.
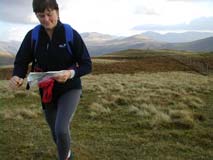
<box><xmin>35</xmin><ymin>40</ymin><xmax>73</xmax><ymax>70</ymax></box>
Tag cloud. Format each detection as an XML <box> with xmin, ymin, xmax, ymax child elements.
<box><xmin>132</xmin><ymin>17</ymin><xmax>213</xmax><ymax>31</ymax></box>
<box><xmin>0</xmin><ymin>0</ymin><xmax>34</xmax><ymax>24</ymax></box>
<box><xmin>134</xmin><ymin>6</ymin><xmax>159</xmax><ymax>15</ymax></box>
<box><xmin>167</xmin><ymin>0</ymin><xmax>212</xmax><ymax>2</ymax></box>
<box><xmin>0</xmin><ymin>0</ymin><xmax>213</xmax><ymax>40</ymax></box>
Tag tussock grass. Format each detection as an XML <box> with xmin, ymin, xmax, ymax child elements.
<box><xmin>182</xmin><ymin>95</ymin><xmax>205</xmax><ymax>109</ymax></box>
<box><xmin>0</xmin><ymin>80</ymin><xmax>39</xmax><ymax>100</ymax></box>
<box><xmin>169</xmin><ymin>110</ymin><xmax>194</xmax><ymax>129</ymax></box>
<box><xmin>0</xmin><ymin>107</ymin><xmax>41</xmax><ymax>120</ymax></box>
<box><xmin>1</xmin><ymin>71</ymin><xmax>213</xmax><ymax>160</ymax></box>
<box><xmin>88</xmin><ymin>102</ymin><xmax>111</xmax><ymax>117</ymax></box>
<box><xmin>82</xmin><ymin>71</ymin><xmax>211</xmax><ymax>129</ymax></box>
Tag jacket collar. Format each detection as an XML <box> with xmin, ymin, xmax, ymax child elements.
<box><xmin>39</xmin><ymin>20</ymin><xmax>63</xmax><ymax>40</ymax></box>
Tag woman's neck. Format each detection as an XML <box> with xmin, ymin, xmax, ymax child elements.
<box><xmin>45</xmin><ymin>29</ymin><xmax>54</xmax><ymax>40</ymax></box>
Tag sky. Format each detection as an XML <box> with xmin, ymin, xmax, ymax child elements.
<box><xmin>0</xmin><ymin>0</ymin><xmax>213</xmax><ymax>42</ymax></box>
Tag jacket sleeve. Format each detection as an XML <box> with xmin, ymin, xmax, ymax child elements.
<box><xmin>72</xmin><ymin>30</ymin><xmax>92</xmax><ymax>77</ymax></box>
<box><xmin>13</xmin><ymin>31</ymin><xmax>33</xmax><ymax>78</ymax></box>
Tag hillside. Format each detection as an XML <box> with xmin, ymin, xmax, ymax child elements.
<box><xmin>0</xmin><ymin>49</ymin><xmax>213</xmax><ymax>160</ymax></box>
<box><xmin>85</xmin><ymin>36</ymin><xmax>213</xmax><ymax>56</ymax></box>
<box><xmin>94</xmin><ymin>49</ymin><xmax>213</xmax><ymax>75</ymax></box>
<box><xmin>86</xmin><ymin>35</ymin><xmax>166</xmax><ymax>56</ymax></box>
<box><xmin>81</xmin><ymin>32</ymin><xmax>213</xmax><ymax>56</ymax></box>
<box><xmin>163</xmin><ymin>37</ymin><xmax>213</xmax><ymax>52</ymax></box>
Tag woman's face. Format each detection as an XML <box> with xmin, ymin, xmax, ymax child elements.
<box><xmin>36</xmin><ymin>8</ymin><xmax>59</xmax><ymax>31</ymax></box>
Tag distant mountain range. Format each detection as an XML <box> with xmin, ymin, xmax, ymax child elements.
<box><xmin>142</xmin><ymin>31</ymin><xmax>213</xmax><ymax>43</ymax></box>
<box><xmin>82</xmin><ymin>32</ymin><xmax>213</xmax><ymax>56</ymax></box>
<box><xmin>82</xmin><ymin>32</ymin><xmax>213</xmax><ymax>55</ymax></box>
<box><xmin>0</xmin><ymin>50</ymin><xmax>14</xmax><ymax>66</ymax></box>
<box><xmin>0</xmin><ymin>41</ymin><xmax>20</xmax><ymax>55</ymax></box>
<box><xmin>160</xmin><ymin>37</ymin><xmax>213</xmax><ymax>52</ymax></box>
<box><xmin>0</xmin><ymin>31</ymin><xmax>213</xmax><ymax>58</ymax></box>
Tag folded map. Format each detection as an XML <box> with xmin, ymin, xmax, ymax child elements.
<box><xmin>27</xmin><ymin>71</ymin><xmax>64</xmax><ymax>87</ymax></box>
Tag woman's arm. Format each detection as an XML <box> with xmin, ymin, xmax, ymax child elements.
<box><xmin>71</xmin><ymin>30</ymin><xmax>92</xmax><ymax>78</ymax></box>
<box><xmin>10</xmin><ymin>31</ymin><xmax>33</xmax><ymax>88</ymax></box>
<box><xmin>13</xmin><ymin>31</ymin><xmax>34</xmax><ymax>78</ymax></box>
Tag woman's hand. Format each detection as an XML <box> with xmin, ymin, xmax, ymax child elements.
<box><xmin>9</xmin><ymin>76</ymin><xmax>24</xmax><ymax>89</ymax></box>
<box><xmin>53</xmin><ymin>70</ymin><xmax>75</xmax><ymax>83</ymax></box>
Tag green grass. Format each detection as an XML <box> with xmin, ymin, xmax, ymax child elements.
<box><xmin>0</xmin><ymin>71</ymin><xmax>213</xmax><ymax>160</ymax></box>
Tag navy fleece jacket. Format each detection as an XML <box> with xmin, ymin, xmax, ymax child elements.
<box><xmin>13</xmin><ymin>21</ymin><xmax>92</xmax><ymax>97</ymax></box>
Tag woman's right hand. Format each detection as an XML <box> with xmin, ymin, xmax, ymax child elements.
<box><xmin>9</xmin><ymin>76</ymin><xmax>24</xmax><ymax>89</ymax></box>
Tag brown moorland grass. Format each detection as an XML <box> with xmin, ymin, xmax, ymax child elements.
<box><xmin>92</xmin><ymin>56</ymin><xmax>192</xmax><ymax>74</ymax></box>
<box><xmin>92</xmin><ymin>50</ymin><xmax>213</xmax><ymax>75</ymax></box>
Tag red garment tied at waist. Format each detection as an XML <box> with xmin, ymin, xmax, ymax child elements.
<box><xmin>38</xmin><ymin>78</ymin><xmax>55</xmax><ymax>103</ymax></box>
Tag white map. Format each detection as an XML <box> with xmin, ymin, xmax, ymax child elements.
<box><xmin>27</xmin><ymin>71</ymin><xmax>63</xmax><ymax>87</ymax></box>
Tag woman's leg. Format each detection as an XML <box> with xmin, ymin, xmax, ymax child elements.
<box><xmin>55</xmin><ymin>89</ymin><xmax>81</xmax><ymax>160</ymax></box>
<box><xmin>43</xmin><ymin>103</ymin><xmax>58</xmax><ymax>144</ymax></box>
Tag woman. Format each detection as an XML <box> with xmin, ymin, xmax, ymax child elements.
<box><xmin>9</xmin><ymin>0</ymin><xmax>92</xmax><ymax>159</ymax></box>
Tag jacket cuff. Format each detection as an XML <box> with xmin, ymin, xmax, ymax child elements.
<box><xmin>69</xmin><ymin>69</ymin><xmax>75</xmax><ymax>79</ymax></box>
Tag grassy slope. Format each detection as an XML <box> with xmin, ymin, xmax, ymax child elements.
<box><xmin>0</xmin><ymin>49</ymin><xmax>213</xmax><ymax>160</ymax></box>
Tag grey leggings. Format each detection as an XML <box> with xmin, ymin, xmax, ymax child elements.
<box><xmin>43</xmin><ymin>89</ymin><xmax>81</xmax><ymax>160</ymax></box>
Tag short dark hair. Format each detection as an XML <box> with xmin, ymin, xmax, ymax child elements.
<box><xmin>32</xmin><ymin>0</ymin><xmax>59</xmax><ymax>13</ymax></box>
